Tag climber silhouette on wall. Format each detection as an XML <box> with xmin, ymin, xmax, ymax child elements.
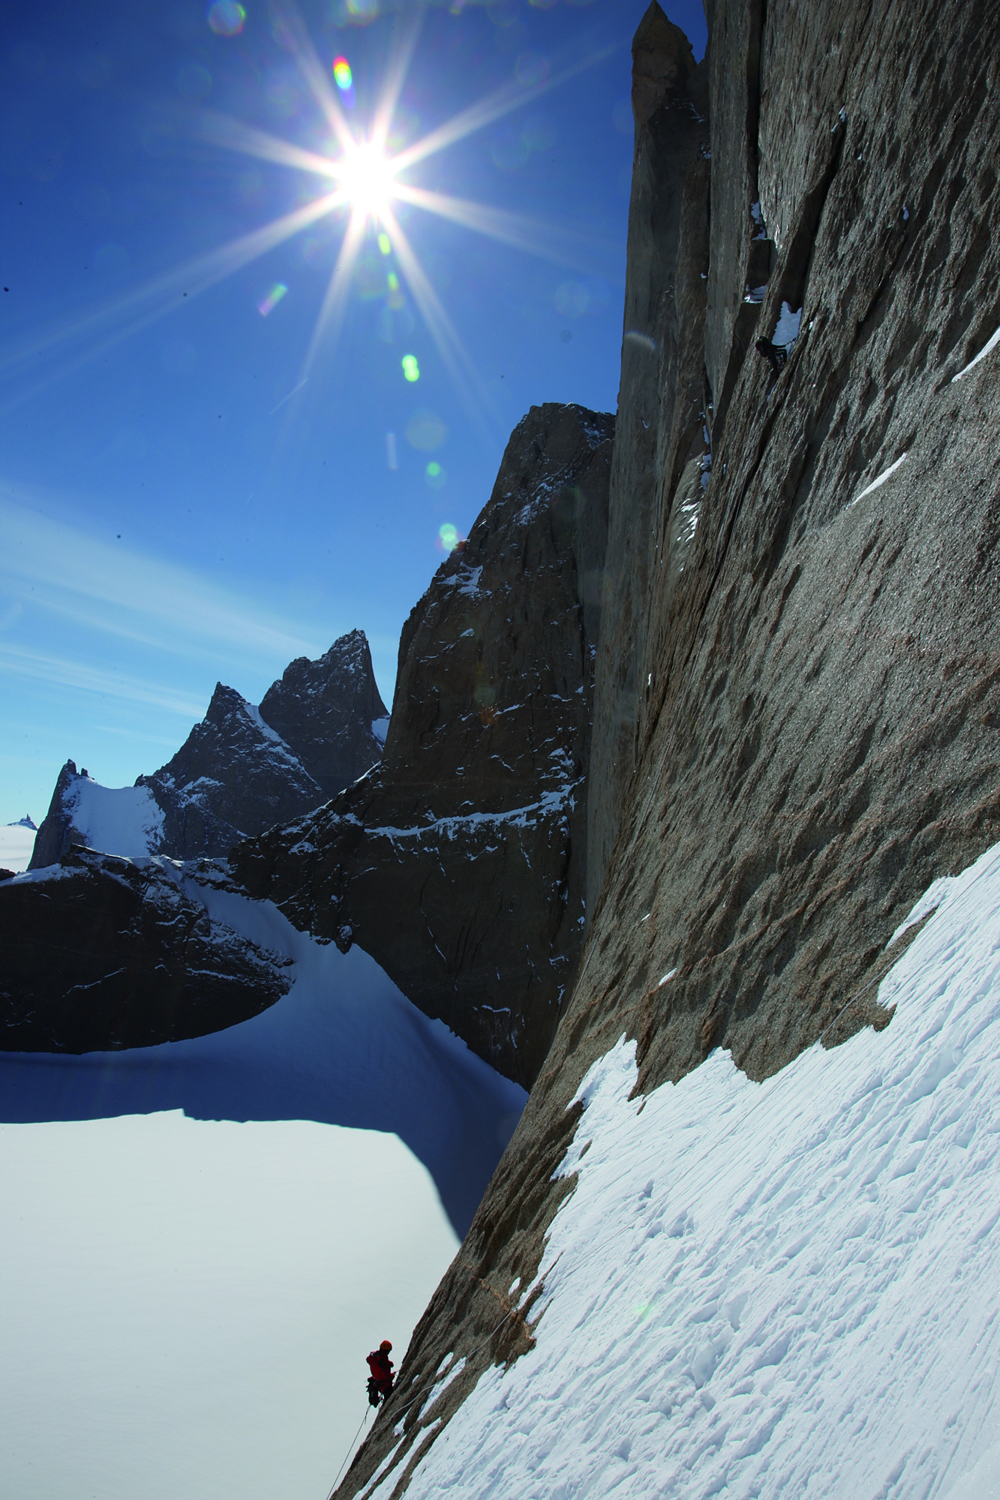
<box><xmin>366</xmin><ymin>1341</ymin><xmax>394</xmax><ymax>1407</ymax></box>
<box><xmin>755</xmin><ymin>337</ymin><xmax>788</xmax><ymax>376</ymax></box>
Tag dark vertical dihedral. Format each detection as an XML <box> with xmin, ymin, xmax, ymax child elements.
<box><xmin>587</xmin><ymin>2</ymin><xmax>709</xmax><ymax>912</ymax></box>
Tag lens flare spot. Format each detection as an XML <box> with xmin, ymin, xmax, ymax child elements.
<box><xmin>554</xmin><ymin>280</ymin><xmax>590</xmax><ymax>318</ymax></box>
<box><xmin>176</xmin><ymin>61</ymin><xmax>212</xmax><ymax>98</ymax></box>
<box><xmin>554</xmin><ymin>277</ymin><xmax>610</xmax><ymax>319</ymax></box>
<box><xmin>521</xmin><ymin>114</ymin><xmax>556</xmax><ymax>152</ymax></box>
<box><xmin>515</xmin><ymin>52</ymin><xmax>549</xmax><ymax>88</ymax></box>
<box><xmin>406</xmin><ymin>409</ymin><xmax>447</xmax><ymax>450</ymax></box>
<box><xmin>491</xmin><ymin>126</ymin><xmax>530</xmax><ymax>172</ymax></box>
<box><xmin>346</xmin><ymin>0</ymin><xmax>380</xmax><ymax>16</ymax></box>
<box><xmin>402</xmin><ymin>354</ymin><xmax>420</xmax><ymax>382</ymax></box>
<box><xmin>438</xmin><ymin>523</ymin><xmax>460</xmax><ymax>552</ymax></box>
<box><xmin>238</xmin><ymin>169</ymin><xmax>265</xmax><ymax>205</ymax></box>
<box><xmin>333</xmin><ymin>55</ymin><xmax>355</xmax><ymax>107</ymax></box>
<box><xmin>265</xmin><ymin>69</ymin><xmax>301</xmax><ymax>119</ymax></box>
<box><xmin>425</xmin><ymin>461</ymin><xmax>446</xmax><ymax>489</ymax></box>
<box><xmin>378</xmin><ymin>232</ymin><xmax>392</xmax><ymax>256</ymax></box>
<box><xmin>257</xmin><ymin>282</ymin><xmax>288</xmax><ymax>316</ymax></box>
<box><xmin>355</xmin><ymin>254</ymin><xmax>386</xmax><ymax>300</ymax></box>
<box><xmin>301</xmin><ymin>234</ymin><xmax>326</xmax><ymax>265</ymax></box>
<box><xmin>207</xmin><ymin>1</ymin><xmax>246</xmax><ymax>36</ymax></box>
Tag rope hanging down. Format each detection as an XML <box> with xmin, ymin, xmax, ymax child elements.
<box><xmin>325</xmin><ymin>1406</ymin><xmax>370</xmax><ymax>1500</ymax></box>
<box><xmin>321</xmin><ymin>1302</ymin><xmax>518</xmax><ymax>1500</ymax></box>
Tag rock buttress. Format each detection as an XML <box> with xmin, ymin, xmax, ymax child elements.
<box><xmin>233</xmin><ymin>403</ymin><xmax>614</xmax><ymax>1089</ymax></box>
<box><xmin>0</xmin><ymin>849</ymin><xmax>290</xmax><ymax>1052</ymax></box>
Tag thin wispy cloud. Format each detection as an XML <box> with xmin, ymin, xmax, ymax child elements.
<box><xmin>0</xmin><ymin>642</ymin><xmax>208</xmax><ymax>719</ymax></box>
<box><xmin>0</xmin><ymin>484</ymin><xmax>323</xmax><ymax>668</ymax></box>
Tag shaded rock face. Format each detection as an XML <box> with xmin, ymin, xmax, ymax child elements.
<box><xmin>233</xmin><ymin>404</ymin><xmax>613</xmax><ymax>1089</ymax></box>
<box><xmin>0</xmin><ymin>848</ymin><xmax>290</xmax><ymax>1053</ymax></box>
<box><xmin>259</xmin><ymin>629</ymin><xmax>388</xmax><ymax>795</ymax></box>
<box><xmin>333</xmin><ymin>1</ymin><xmax>1000</xmax><ymax>1493</ymax></box>
<box><xmin>29</xmin><ymin>631</ymin><xmax>387</xmax><ymax>867</ymax></box>
<box><xmin>143</xmin><ymin>683</ymin><xmax>326</xmax><ymax>859</ymax></box>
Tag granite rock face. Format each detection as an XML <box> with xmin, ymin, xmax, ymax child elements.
<box><xmin>0</xmin><ymin>848</ymin><xmax>290</xmax><ymax>1053</ymax></box>
<box><xmin>333</xmin><ymin>1</ymin><xmax>1000</xmax><ymax>1492</ymax></box>
<box><xmin>29</xmin><ymin>631</ymin><xmax>387</xmax><ymax>867</ymax></box>
<box><xmin>233</xmin><ymin>403</ymin><xmax>613</xmax><ymax>1089</ymax></box>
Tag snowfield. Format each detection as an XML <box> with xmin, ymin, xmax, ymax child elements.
<box><xmin>0</xmin><ymin>883</ymin><xmax>525</xmax><ymax>1500</ymax></box>
<box><xmin>0</xmin><ymin>1113</ymin><xmax>456</xmax><ymax>1500</ymax></box>
<box><xmin>373</xmin><ymin>841</ymin><xmax>1000</xmax><ymax>1500</ymax></box>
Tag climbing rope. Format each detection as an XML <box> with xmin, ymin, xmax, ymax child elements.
<box><xmin>324</xmin><ymin>1405</ymin><xmax>370</xmax><ymax>1500</ymax></box>
<box><xmin>321</xmin><ymin>1300</ymin><xmax>521</xmax><ymax>1500</ymax></box>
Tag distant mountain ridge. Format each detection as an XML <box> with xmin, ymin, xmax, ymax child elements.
<box><xmin>29</xmin><ymin>629</ymin><xmax>387</xmax><ymax>868</ymax></box>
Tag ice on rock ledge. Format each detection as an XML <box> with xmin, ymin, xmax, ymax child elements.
<box><xmin>772</xmin><ymin>301</ymin><xmax>802</xmax><ymax>350</ymax></box>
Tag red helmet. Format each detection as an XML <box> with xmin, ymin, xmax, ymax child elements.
<box><xmin>380</xmin><ymin>1340</ymin><xmax>392</xmax><ymax>1352</ymax></box>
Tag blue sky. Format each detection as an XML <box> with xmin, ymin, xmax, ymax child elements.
<box><xmin>0</xmin><ymin>0</ymin><xmax>706</xmax><ymax>824</ymax></box>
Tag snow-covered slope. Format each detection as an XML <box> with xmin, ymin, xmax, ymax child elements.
<box><xmin>360</xmin><ymin>842</ymin><xmax>1000</xmax><ymax>1499</ymax></box>
<box><xmin>0</xmin><ymin>884</ymin><xmax>526</xmax><ymax>1500</ymax></box>
<box><xmin>62</xmin><ymin>773</ymin><xmax>164</xmax><ymax>858</ymax></box>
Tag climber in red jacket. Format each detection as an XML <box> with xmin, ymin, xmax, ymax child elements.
<box><xmin>366</xmin><ymin>1341</ymin><xmax>394</xmax><ymax>1406</ymax></box>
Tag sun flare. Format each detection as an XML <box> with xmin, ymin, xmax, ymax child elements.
<box><xmin>333</xmin><ymin>140</ymin><xmax>398</xmax><ymax>221</ymax></box>
<box><xmin>1</xmin><ymin>1</ymin><xmax>615</xmax><ymax>443</ymax></box>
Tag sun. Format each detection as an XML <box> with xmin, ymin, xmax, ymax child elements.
<box><xmin>333</xmin><ymin>140</ymin><xmax>398</xmax><ymax>221</ymax></box>
<box><xmin>2</xmin><ymin>3</ymin><xmax>615</xmax><ymax>444</ymax></box>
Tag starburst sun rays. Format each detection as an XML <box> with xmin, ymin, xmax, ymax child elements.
<box><xmin>0</xmin><ymin>3</ymin><xmax>619</xmax><ymax>438</ymax></box>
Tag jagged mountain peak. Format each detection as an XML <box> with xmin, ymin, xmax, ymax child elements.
<box><xmin>28</xmin><ymin>629</ymin><xmax>386</xmax><ymax>868</ymax></box>
<box><xmin>259</xmin><ymin>628</ymin><xmax>387</xmax><ymax>796</ymax></box>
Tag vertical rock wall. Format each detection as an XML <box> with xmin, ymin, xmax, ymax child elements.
<box><xmin>588</xmin><ymin>6</ymin><xmax>709</xmax><ymax>907</ymax></box>
<box><xmin>332</xmin><ymin>1</ymin><xmax>1000</xmax><ymax>1491</ymax></box>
